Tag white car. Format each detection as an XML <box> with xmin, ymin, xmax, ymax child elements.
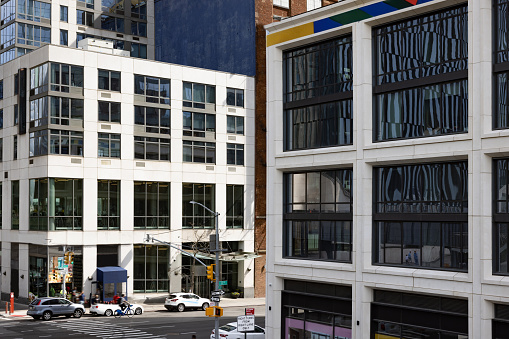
<box><xmin>164</xmin><ymin>292</ymin><xmax>210</xmax><ymax>312</ymax></box>
<box><xmin>89</xmin><ymin>302</ymin><xmax>144</xmax><ymax>316</ymax></box>
<box><xmin>211</xmin><ymin>322</ymin><xmax>265</xmax><ymax>339</ymax></box>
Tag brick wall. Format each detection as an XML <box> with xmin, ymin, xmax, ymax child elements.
<box><xmin>253</xmin><ymin>0</ymin><xmax>308</xmax><ymax>298</ymax></box>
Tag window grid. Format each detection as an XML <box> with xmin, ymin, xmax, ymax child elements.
<box><xmin>98</xmin><ymin>101</ymin><xmax>120</xmax><ymax>123</ymax></box>
<box><xmin>97</xmin><ymin>180</ymin><xmax>120</xmax><ymax>230</ymax></box>
<box><xmin>182</xmin><ymin>183</ymin><xmax>215</xmax><ymax>229</ymax></box>
<box><xmin>98</xmin><ymin>69</ymin><xmax>120</xmax><ymax>92</ymax></box>
<box><xmin>133</xmin><ymin>182</ymin><xmax>170</xmax><ymax>229</ymax></box>
<box><xmin>226</xmin><ymin>184</ymin><xmax>244</xmax><ymax>229</ymax></box>
<box><xmin>134</xmin><ymin>136</ymin><xmax>170</xmax><ymax>161</ymax></box>
<box><xmin>134</xmin><ymin>106</ymin><xmax>170</xmax><ymax>134</ymax></box>
<box><xmin>101</xmin><ymin>15</ymin><xmax>124</xmax><ymax>32</ymax></box>
<box><xmin>98</xmin><ymin>133</ymin><xmax>120</xmax><ymax>158</ymax></box>
<box><xmin>49</xmin><ymin>129</ymin><xmax>83</xmax><ymax>156</ymax></box>
<box><xmin>226</xmin><ymin>115</ymin><xmax>244</xmax><ymax>135</ymax></box>
<box><xmin>183</xmin><ymin>111</ymin><xmax>215</xmax><ymax>137</ymax></box>
<box><xmin>134</xmin><ymin>75</ymin><xmax>170</xmax><ymax>104</ymax></box>
<box><xmin>227</xmin><ymin>143</ymin><xmax>244</xmax><ymax>166</ymax></box>
<box><xmin>183</xmin><ymin>82</ymin><xmax>216</xmax><ymax>109</ymax></box>
<box><xmin>183</xmin><ymin>140</ymin><xmax>215</xmax><ymax>164</ymax></box>
<box><xmin>226</xmin><ymin>88</ymin><xmax>244</xmax><ymax>107</ymax></box>
<box><xmin>60</xmin><ymin>5</ymin><xmax>68</xmax><ymax>22</ymax></box>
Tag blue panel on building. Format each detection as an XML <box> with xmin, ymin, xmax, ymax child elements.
<box><xmin>314</xmin><ymin>18</ymin><xmax>342</xmax><ymax>34</ymax></box>
<box><xmin>155</xmin><ymin>0</ymin><xmax>256</xmax><ymax>77</ymax></box>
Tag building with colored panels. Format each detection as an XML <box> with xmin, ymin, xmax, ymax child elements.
<box><xmin>265</xmin><ymin>0</ymin><xmax>509</xmax><ymax>337</ymax></box>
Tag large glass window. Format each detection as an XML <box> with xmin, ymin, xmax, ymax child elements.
<box><xmin>182</xmin><ymin>141</ymin><xmax>215</xmax><ymax>164</ymax></box>
<box><xmin>1</xmin><ymin>0</ymin><xmax>16</xmax><ymax>25</ymax></box>
<box><xmin>226</xmin><ymin>88</ymin><xmax>244</xmax><ymax>107</ymax></box>
<box><xmin>11</xmin><ymin>180</ymin><xmax>19</xmax><ymax>230</ymax></box>
<box><xmin>101</xmin><ymin>0</ymin><xmax>123</xmax><ymax>12</ymax></box>
<box><xmin>98</xmin><ymin>101</ymin><xmax>120</xmax><ymax>123</ymax></box>
<box><xmin>49</xmin><ymin>130</ymin><xmax>83</xmax><ymax>156</ymax></box>
<box><xmin>283</xmin><ymin>35</ymin><xmax>353</xmax><ymax>151</ymax></box>
<box><xmin>35</xmin><ymin>63</ymin><xmax>83</xmax><ymax>93</ymax></box>
<box><xmin>226</xmin><ymin>143</ymin><xmax>243</xmax><ymax>166</ymax></box>
<box><xmin>134</xmin><ymin>75</ymin><xmax>170</xmax><ymax>104</ymax></box>
<box><xmin>130</xmin><ymin>43</ymin><xmax>147</xmax><ymax>59</ymax></box>
<box><xmin>182</xmin><ymin>183</ymin><xmax>215</xmax><ymax>229</ymax></box>
<box><xmin>226</xmin><ymin>185</ymin><xmax>243</xmax><ymax>229</ymax></box>
<box><xmin>374</xmin><ymin>5</ymin><xmax>468</xmax><ymax>141</ymax></box>
<box><xmin>494</xmin><ymin>158</ymin><xmax>509</xmax><ymax>275</ymax></box>
<box><xmin>60</xmin><ymin>29</ymin><xmax>68</xmax><ymax>46</ymax></box>
<box><xmin>18</xmin><ymin>0</ymin><xmax>51</xmax><ymax>22</ymax></box>
<box><xmin>134</xmin><ymin>106</ymin><xmax>170</xmax><ymax>134</ymax></box>
<box><xmin>29</xmin><ymin>178</ymin><xmax>82</xmax><ymax>230</ymax></box>
<box><xmin>283</xmin><ymin>170</ymin><xmax>352</xmax><ymax>262</ymax></box>
<box><xmin>98</xmin><ymin>70</ymin><xmax>120</xmax><ymax>92</ymax></box>
<box><xmin>226</xmin><ymin>115</ymin><xmax>244</xmax><ymax>135</ymax></box>
<box><xmin>133</xmin><ymin>245</ymin><xmax>169</xmax><ymax>293</ymax></box>
<box><xmin>17</xmin><ymin>23</ymin><xmax>50</xmax><ymax>46</ymax></box>
<box><xmin>76</xmin><ymin>10</ymin><xmax>93</xmax><ymax>27</ymax></box>
<box><xmin>374</xmin><ymin>162</ymin><xmax>468</xmax><ymax>271</ymax></box>
<box><xmin>372</xmin><ymin>290</ymin><xmax>468</xmax><ymax>339</ymax></box>
<box><xmin>1</xmin><ymin>23</ymin><xmax>15</xmax><ymax>48</ymax></box>
<box><xmin>133</xmin><ymin>182</ymin><xmax>170</xmax><ymax>229</ymax></box>
<box><xmin>98</xmin><ymin>133</ymin><xmax>120</xmax><ymax>158</ymax></box>
<box><xmin>77</xmin><ymin>0</ymin><xmax>94</xmax><ymax>9</ymax></box>
<box><xmin>60</xmin><ymin>5</ymin><xmax>67</xmax><ymax>22</ymax></box>
<box><xmin>131</xmin><ymin>0</ymin><xmax>146</xmax><ymax>20</ymax></box>
<box><xmin>98</xmin><ymin>180</ymin><xmax>119</xmax><ymax>230</ymax></box>
<box><xmin>183</xmin><ymin>111</ymin><xmax>215</xmax><ymax>137</ymax></box>
<box><xmin>183</xmin><ymin>82</ymin><xmax>215</xmax><ymax>108</ymax></box>
<box><xmin>131</xmin><ymin>21</ymin><xmax>146</xmax><ymax>37</ymax></box>
<box><xmin>494</xmin><ymin>0</ymin><xmax>509</xmax><ymax>129</ymax></box>
<box><xmin>101</xmin><ymin>15</ymin><xmax>124</xmax><ymax>32</ymax></box>
<box><xmin>134</xmin><ymin>137</ymin><xmax>170</xmax><ymax>161</ymax></box>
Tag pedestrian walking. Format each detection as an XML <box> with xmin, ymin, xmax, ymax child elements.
<box><xmin>414</xmin><ymin>251</ymin><xmax>419</xmax><ymax>265</ymax></box>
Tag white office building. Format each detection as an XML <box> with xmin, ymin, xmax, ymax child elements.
<box><xmin>265</xmin><ymin>0</ymin><xmax>509</xmax><ymax>338</ymax></box>
<box><xmin>0</xmin><ymin>37</ymin><xmax>255</xmax><ymax>302</ymax></box>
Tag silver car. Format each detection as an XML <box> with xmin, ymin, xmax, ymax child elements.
<box><xmin>27</xmin><ymin>297</ymin><xmax>85</xmax><ymax>320</ymax></box>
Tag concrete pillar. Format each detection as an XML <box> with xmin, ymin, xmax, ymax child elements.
<box><xmin>18</xmin><ymin>243</ymin><xmax>29</xmax><ymax>299</ymax></box>
<box><xmin>119</xmin><ymin>244</ymin><xmax>133</xmax><ymax>296</ymax></box>
<box><xmin>82</xmin><ymin>245</ymin><xmax>97</xmax><ymax>298</ymax></box>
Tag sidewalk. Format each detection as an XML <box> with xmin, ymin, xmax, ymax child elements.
<box><xmin>0</xmin><ymin>298</ymin><xmax>266</xmax><ymax>318</ymax></box>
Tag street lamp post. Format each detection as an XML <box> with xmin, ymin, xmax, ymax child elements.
<box><xmin>190</xmin><ymin>200</ymin><xmax>220</xmax><ymax>338</ymax></box>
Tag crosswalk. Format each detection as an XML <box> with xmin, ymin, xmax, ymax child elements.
<box><xmin>43</xmin><ymin>318</ymin><xmax>167</xmax><ymax>338</ymax></box>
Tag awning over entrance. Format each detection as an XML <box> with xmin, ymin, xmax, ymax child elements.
<box><xmin>97</xmin><ymin>266</ymin><xmax>127</xmax><ymax>283</ymax></box>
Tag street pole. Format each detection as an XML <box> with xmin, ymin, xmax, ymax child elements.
<box><xmin>189</xmin><ymin>201</ymin><xmax>220</xmax><ymax>338</ymax></box>
<box><xmin>214</xmin><ymin>210</ymin><xmax>219</xmax><ymax>339</ymax></box>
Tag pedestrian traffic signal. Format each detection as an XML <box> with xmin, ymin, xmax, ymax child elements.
<box><xmin>206</xmin><ymin>264</ymin><xmax>215</xmax><ymax>281</ymax></box>
<box><xmin>214</xmin><ymin>306</ymin><xmax>223</xmax><ymax>317</ymax></box>
<box><xmin>205</xmin><ymin>306</ymin><xmax>223</xmax><ymax>317</ymax></box>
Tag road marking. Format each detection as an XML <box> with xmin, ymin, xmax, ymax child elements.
<box><xmin>151</xmin><ymin>325</ymin><xmax>175</xmax><ymax>328</ymax></box>
<box><xmin>180</xmin><ymin>332</ymin><xmax>197</xmax><ymax>335</ymax></box>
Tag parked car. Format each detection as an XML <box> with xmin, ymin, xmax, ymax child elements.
<box><xmin>89</xmin><ymin>302</ymin><xmax>144</xmax><ymax>316</ymax></box>
<box><xmin>164</xmin><ymin>292</ymin><xmax>210</xmax><ymax>312</ymax></box>
<box><xmin>27</xmin><ymin>297</ymin><xmax>85</xmax><ymax>321</ymax></box>
<box><xmin>211</xmin><ymin>322</ymin><xmax>265</xmax><ymax>339</ymax></box>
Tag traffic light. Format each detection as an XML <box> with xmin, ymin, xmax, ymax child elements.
<box><xmin>206</xmin><ymin>264</ymin><xmax>215</xmax><ymax>281</ymax></box>
<box><xmin>68</xmin><ymin>252</ymin><xmax>74</xmax><ymax>265</ymax></box>
<box><xmin>63</xmin><ymin>252</ymin><xmax>69</xmax><ymax>265</ymax></box>
<box><xmin>214</xmin><ymin>306</ymin><xmax>223</xmax><ymax>317</ymax></box>
<box><xmin>205</xmin><ymin>306</ymin><xmax>223</xmax><ymax>317</ymax></box>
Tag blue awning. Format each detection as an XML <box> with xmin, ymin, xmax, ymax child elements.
<box><xmin>97</xmin><ymin>266</ymin><xmax>127</xmax><ymax>284</ymax></box>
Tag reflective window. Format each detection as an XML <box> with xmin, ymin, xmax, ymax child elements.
<box><xmin>182</xmin><ymin>141</ymin><xmax>215</xmax><ymax>164</ymax></box>
<box><xmin>133</xmin><ymin>245</ymin><xmax>169</xmax><ymax>293</ymax></box>
<box><xmin>374</xmin><ymin>5</ymin><xmax>468</xmax><ymax>141</ymax></box>
<box><xmin>284</xmin><ymin>35</ymin><xmax>352</xmax><ymax>103</ymax></box>
<box><xmin>101</xmin><ymin>15</ymin><xmax>123</xmax><ymax>32</ymax></box>
<box><xmin>495</xmin><ymin>0</ymin><xmax>509</xmax><ymax>129</ymax></box>
<box><xmin>60</xmin><ymin>5</ymin><xmax>67</xmax><ymax>22</ymax></box>
<box><xmin>133</xmin><ymin>182</ymin><xmax>170</xmax><ymax>229</ymax></box>
<box><xmin>98</xmin><ymin>69</ymin><xmax>120</xmax><ymax>92</ymax></box>
<box><xmin>135</xmin><ymin>106</ymin><xmax>170</xmax><ymax>134</ymax></box>
<box><xmin>11</xmin><ymin>180</ymin><xmax>19</xmax><ymax>229</ymax></box>
<box><xmin>374</xmin><ymin>162</ymin><xmax>468</xmax><ymax>271</ymax></box>
<box><xmin>101</xmin><ymin>0</ymin><xmax>123</xmax><ymax>12</ymax></box>
<box><xmin>226</xmin><ymin>185</ymin><xmax>243</xmax><ymax>229</ymax></box>
<box><xmin>60</xmin><ymin>29</ymin><xmax>67</xmax><ymax>46</ymax></box>
<box><xmin>182</xmin><ymin>183</ymin><xmax>215</xmax><ymax>229</ymax></box>
<box><xmin>29</xmin><ymin>178</ymin><xmax>83</xmax><ymax>231</ymax></box>
<box><xmin>183</xmin><ymin>111</ymin><xmax>215</xmax><ymax>137</ymax></box>
<box><xmin>134</xmin><ymin>75</ymin><xmax>170</xmax><ymax>104</ymax></box>
<box><xmin>226</xmin><ymin>143</ymin><xmax>243</xmax><ymax>166</ymax></box>
<box><xmin>17</xmin><ymin>23</ymin><xmax>50</xmax><ymax>46</ymax></box>
<box><xmin>131</xmin><ymin>0</ymin><xmax>146</xmax><ymax>20</ymax></box>
<box><xmin>98</xmin><ymin>101</ymin><xmax>120</xmax><ymax>123</ymax></box>
<box><xmin>98</xmin><ymin>133</ymin><xmax>120</xmax><ymax>158</ymax></box>
<box><xmin>97</xmin><ymin>180</ymin><xmax>120</xmax><ymax>230</ymax></box>
<box><xmin>131</xmin><ymin>43</ymin><xmax>147</xmax><ymax>59</ymax></box>
<box><xmin>30</xmin><ymin>63</ymin><xmax>84</xmax><ymax>94</ymax></box>
<box><xmin>77</xmin><ymin>10</ymin><xmax>93</xmax><ymax>26</ymax></box>
<box><xmin>18</xmin><ymin>0</ymin><xmax>51</xmax><ymax>22</ymax></box>
<box><xmin>183</xmin><ymin>82</ymin><xmax>215</xmax><ymax>108</ymax></box>
<box><xmin>131</xmin><ymin>21</ymin><xmax>146</xmax><ymax>37</ymax></box>
<box><xmin>77</xmin><ymin>0</ymin><xmax>94</xmax><ymax>9</ymax></box>
<box><xmin>226</xmin><ymin>88</ymin><xmax>244</xmax><ymax>107</ymax></box>
<box><xmin>494</xmin><ymin>159</ymin><xmax>509</xmax><ymax>275</ymax></box>
<box><xmin>1</xmin><ymin>0</ymin><xmax>15</xmax><ymax>25</ymax></box>
<box><xmin>1</xmin><ymin>23</ymin><xmax>15</xmax><ymax>48</ymax></box>
<box><xmin>283</xmin><ymin>170</ymin><xmax>352</xmax><ymax>263</ymax></box>
<box><xmin>134</xmin><ymin>137</ymin><xmax>170</xmax><ymax>161</ymax></box>
<box><xmin>226</xmin><ymin>115</ymin><xmax>244</xmax><ymax>135</ymax></box>
<box><xmin>284</xmin><ymin>99</ymin><xmax>352</xmax><ymax>151</ymax></box>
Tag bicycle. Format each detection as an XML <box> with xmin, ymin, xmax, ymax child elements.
<box><xmin>114</xmin><ymin>303</ymin><xmax>135</xmax><ymax>318</ymax></box>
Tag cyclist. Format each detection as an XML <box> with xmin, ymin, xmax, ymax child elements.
<box><xmin>119</xmin><ymin>294</ymin><xmax>129</xmax><ymax>313</ymax></box>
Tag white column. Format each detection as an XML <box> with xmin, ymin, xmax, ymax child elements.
<box><xmin>18</xmin><ymin>243</ymin><xmax>29</xmax><ymax>299</ymax></box>
<box><xmin>82</xmin><ymin>245</ymin><xmax>97</xmax><ymax>298</ymax></box>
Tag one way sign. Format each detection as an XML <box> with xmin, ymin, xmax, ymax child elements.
<box><xmin>211</xmin><ymin>290</ymin><xmax>225</xmax><ymax>297</ymax></box>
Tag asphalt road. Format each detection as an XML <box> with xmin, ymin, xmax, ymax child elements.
<box><xmin>0</xmin><ymin>310</ymin><xmax>266</xmax><ymax>339</ymax></box>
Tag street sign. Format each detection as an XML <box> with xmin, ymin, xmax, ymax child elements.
<box><xmin>211</xmin><ymin>296</ymin><xmax>220</xmax><ymax>302</ymax></box>
<box><xmin>237</xmin><ymin>315</ymin><xmax>255</xmax><ymax>332</ymax></box>
<box><xmin>218</xmin><ymin>280</ymin><xmax>228</xmax><ymax>286</ymax></box>
<box><xmin>211</xmin><ymin>290</ymin><xmax>225</xmax><ymax>296</ymax></box>
<box><xmin>245</xmin><ymin>308</ymin><xmax>255</xmax><ymax>315</ymax></box>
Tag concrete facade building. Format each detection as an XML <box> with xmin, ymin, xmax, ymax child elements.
<box><xmin>0</xmin><ymin>0</ymin><xmax>257</xmax><ymax>303</ymax></box>
<box><xmin>265</xmin><ymin>0</ymin><xmax>509</xmax><ymax>338</ymax></box>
